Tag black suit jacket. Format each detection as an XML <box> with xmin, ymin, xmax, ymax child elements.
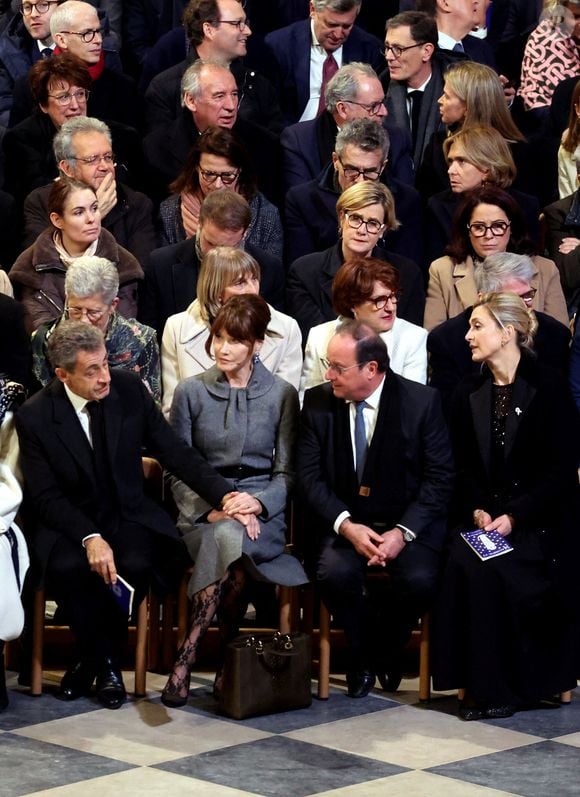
<box><xmin>543</xmin><ymin>192</ymin><xmax>580</xmax><ymax>307</ymax></box>
<box><xmin>15</xmin><ymin>369</ymin><xmax>231</xmax><ymax>566</ymax></box>
<box><xmin>140</xmin><ymin>237</ymin><xmax>285</xmax><ymax>338</ymax></box>
<box><xmin>0</xmin><ymin>292</ymin><xmax>30</xmax><ymax>386</ymax></box>
<box><xmin>428</xmin><ymin>307</ymin><xmax>571</xmax><ymax>405</ymax></box>
<box><xmin>297</xmin><ymin>371</ymin><xmax>454</xmax><ymax>550</ymax></box>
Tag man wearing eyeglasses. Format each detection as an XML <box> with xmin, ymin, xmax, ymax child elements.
<box><xmin>298</xmin><ymin>319</ymin><xmax>453</xmax><ymax>698</ymax></box>
<box><xmin>0</xmin><ymin>0</ymin><xmax>64</xmax><ymax>126</ymax></box>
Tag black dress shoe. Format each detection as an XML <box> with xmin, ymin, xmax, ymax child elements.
<box><xmin>377</xmin><ymin>670</ymin><xmax>403</xmax><ymax>693</ymax></box>
<box><xmin>95</xmin><ymin>660</ymin><xmax>126</xmax><ymax>710</ymax></box>
<box><xmin>458</xmin><ymin>703</ymin><xmax>485</xmax><ymax>721</ymax></box>
<box><xmin>56</xmin><ymin>659</ymin><xmax>97</xmax><ymax>701</ymax></box>
<box><xmin>347</xmin><ymin>670</ymin><xmax>376</xmax><ymax>698</ymax></box>
<box><xmin>485</xmin><ymin>704</ymin><xmax>515</xmax><ymax>719</ymax></box>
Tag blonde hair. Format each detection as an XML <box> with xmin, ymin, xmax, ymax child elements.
<box><xmin>474</xmin><ymin>292</ymin><xmax>538</xmax><ymax>352</ymax></box>
<box><xmin>443</xmin><ymin>62</ymin><xmax>524</xmax><ymax>142</ymax></box>
<box><xmin>336</xmin><ymin>181</ymin><xmax>400</xmax><ymax>231</ymax></box>
<box><xmin>443</xmin><ymin>126</ymin><xmax>517</xmax><ymax>189</ymax></box>
<box><xmin>196</xmin><ymin>246</ymin><xmax>260</xmax><ymax>323</ymax></box>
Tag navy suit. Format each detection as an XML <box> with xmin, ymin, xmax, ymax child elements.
<box><xmin>457</xmin><ymin>34</ymin><xmax>496</xmax><ymax>69</ymax></box>
<box><xmin>265</xmin><ymin>19</ymin><xmax>384</xmax><ymax>125</ymax></box>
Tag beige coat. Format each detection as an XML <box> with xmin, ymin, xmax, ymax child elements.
<box><xmin>424</xmin><ymin>254</ymin><xmax>569</xmax><ymax>331</ymax></box>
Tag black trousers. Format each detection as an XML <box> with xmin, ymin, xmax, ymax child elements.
<box><xmin>46</xmin><ymin>521</ymin><xmax>184</xmax><ymax>662</ymax></box>
<box><xmin>317</xmin><ymin>533</ymin><xmax>440</xmax><ymax>671</ymax></box>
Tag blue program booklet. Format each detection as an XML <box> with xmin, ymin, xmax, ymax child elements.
<box><xmin>461</xmin><ymin>529</ymin><xmax>514</xmax><ymax>561</ymax></box>
<box><xmin>108</xmin><ymin>574</ymin><xmax>135</xmax><ymax>616</ymax></box>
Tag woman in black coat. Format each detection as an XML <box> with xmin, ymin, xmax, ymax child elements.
<box><xmin>432</xmin><ymin>292</ymin><xmax>580</xmax><ymax>720</ymax></box>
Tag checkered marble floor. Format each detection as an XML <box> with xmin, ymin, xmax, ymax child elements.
<box><xmin>1</xmin><ymin>669</ymin><xmax>579</xmax><ymax>797</ymax></box>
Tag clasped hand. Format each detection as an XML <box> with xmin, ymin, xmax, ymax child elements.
<box><xmin>207</xmin><ymin>491</ymin><xmax>262</xmax><ymax>540</ymax></box>
<box><xmin>339</xmin><ymin>520</ymin><xmax>405</xmax><ymax>566</ymax></box>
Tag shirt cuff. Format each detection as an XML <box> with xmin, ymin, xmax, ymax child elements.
<box><xmin>334</xmin><ymin>511</ymin><xmax>351</xmax><ymax>534</ymax></box>
<box><xmin>395</xmin><ymin>523</ymin><xmax>416</xmax><ymax>541</ymax></box>
<box><xmin>82</xmin><ymin>533</ymin><xmax>102</xmax><ymax>547</ymax></box>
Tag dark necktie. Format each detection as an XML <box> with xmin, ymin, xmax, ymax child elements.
<box><xmin>408</xmin><ymin>90</ymin><xmax>423</xmax><ymax>150</ymax></box>
<box><xmin>318</xmin><ymin>53</ymin><xmax>338</xmax><ymax>115</ymax></box>
<box><xmin>86</xmin><ymin>400</ymin><xmax>117</xmax><ymax>527</ymax></box>
<box><xmin>354</xmin><ymin>401</ymin><xmax>368</xmax><ymax>483</ymax></box>
<box><xmin>40</xmin><ymin>48</ymin><xmax>52</xmax><ymax>59</ymax></box>
<box><xmin>452</xmin><ymin>41</ymin><xmax>465</xmax><ymax>53</ymax></box>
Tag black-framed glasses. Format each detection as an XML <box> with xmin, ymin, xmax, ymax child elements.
<box><xmin>65</xmin><ymin>305</ymin><xmax>108</xmax><ymax>322</ymax></box>
<box><xmin>218</xmin><ymin>17</ymin><xmax>250</xmax><ymax>30</ymax></box>
<box><xmin>59</xmin><ymin>27</ymin><xmax>102</xmax><ymax>43</ymax></box>
<box><xmin>368</xmin><ymin>292</ymin><xmax>401</xmax><ymax>309</ymax></box>
<box><xmin>20</xmin><ymin>0</ymin><xmax>58</xmax><ymax>14</ymax></box>
<box><xmin>199</xmin><ymin>168</ymin><xmax>240</xmax><ymax>185</ymax></box>
<box><xmin>71</xmin><ymin>153</ymin><xmax>114</xmax><ymax>165</ymax></box>
<box><xmin>382</xmin><ymin>42</ymin><xmax>426</xmax><ymax>59</ymax></box>
<box><xmin>338</xmin><ymin>158</ymin><xmax>384</xmax><ymax>181</ymax></box>
<box><xmin>321</xmin><ymin>359</ymin><xmax>368</xmax><ymax>376</ymax></box>
<box><xmin>343</xmin><ymin>97</ymin><xmax>386</xmax><ymax>116</ymax></box>
<box><xmin>344</xmin><ymin>211</ymin><xmax>385</xmax><ymax>234</ymax></box>
<box><xmin>467</xmin><ymin>221</ymin><xmax>511</xmax><ymax>237</ymax></box>
<box><xmin>48</xmin><ymin>88</ymin><xmax>89</xmax><ymax>106</ymax></box>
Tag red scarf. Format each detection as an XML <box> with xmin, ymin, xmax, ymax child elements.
<box><xmin>53</xmin><ymin>47</ymin><xmax>105</xmax><ymax>81</ymax></box>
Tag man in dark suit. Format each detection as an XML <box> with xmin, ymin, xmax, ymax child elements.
<box><xmin>140</xmin><ymin>190</ymin><xmax>285</xmax><ymax>337</ymax></box>
<box><xmin>487</xmin><ymin>0</ymin><xmax>541</xmax><ymax>81</ymax></box>
<box><xmin>281</xmin><ymin>61</ymin><xmax>414</xmax><ymax>191</ymax></box>
<box><xmin>15</xmin><ymin>321</ymin><xmax>250</xmax><ymax>708</ymax></box>
<box><xmin>264</xmin><ymin>0</ymin><xmax>384</xmax><ymax>125</ymax></box>
<box><xmin>416</xmin><ymin>0</ymin><xmax>496</xmax><ymax>66</ymax></box>
<box><xmin>298</xmin><ymin>320</ymin><xmax>453</xmax><ymax>697</ymax></box>
<box><xmin>543</xmin><ymin>188</ymin><xmax>580</xmax><ymax>312</ymax></box>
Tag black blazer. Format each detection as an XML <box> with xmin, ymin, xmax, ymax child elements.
<box><xmin>0</xmin><ymin>292</ymin><xmax>30</xmax><ymax>386</ymax></box>
<box><xmin>297</xmin><ymin>370</ymin><xmax>454</xmax><ymax>550</ymax></box>
<box><xmin>287</xmin><ymin>241</ymin><xmax>425</xmax><ymax>342</ymax></box>
<box><xmin>140</xmin><ymin>237</ymin><xmax>285</xmax><ymax>338</ymax></box>
<box><xmin>15</xmin><ymin>369</ymin><xmax>231</xmax><ymax>567</ymax></box>
<box><xmin>543</xmin><ymin>192</ymin><xmax>580</xmax><ymax>307</ymax></box>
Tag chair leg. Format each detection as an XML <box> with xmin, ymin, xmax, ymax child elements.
<box><xmin>31</xmin><ymin>589</ymin><xmax>45</xmax><ymax>696</ymax></box>
<box><xmin>418</xmin><ymin>612</ymin><xmax>431</xmax><ymax>702</ymax></box>
<box><xmin>560</xmin><ymin>690</ymin><xmax>573</xmax><ymax>704</ymax></box>
<box><xmin>279</xmin><ymin>586</ymin><xmax>292</xmax><ymax>634</ymax></box>
<box><xmin>134</xmin><ymin>597</ymin><xmax>148</xmax><ymax>697</ymax></box>
<box><xmin>318</xmin><ymin>601</ymin><xmax>331</xmax><ymax>700</ymax></box>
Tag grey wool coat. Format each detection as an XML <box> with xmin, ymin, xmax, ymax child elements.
<box><xmin>169</xmin><ymin>359</ymin><xmax>307</xmax><ymax>595</ymax></box>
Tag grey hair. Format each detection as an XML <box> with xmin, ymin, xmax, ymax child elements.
<box><xmin>53</xmin><ymin>117</ymin><xmax>112</xmax><ymax>167</ymax></box>
<box><xmin>335</xmin><ymin>117</ymin><xmax>390</xmax><ymax>160</ymax></box>
<box><xmin>181</xmin><ymin>59</ymin><xmax>232</xmax><ymax>106</ymax></box>
<box><xmin>325</xmin><ymin>62</ymin><xmax>379</xmax><ymax>113</ymax></box>
<box><xmin>64</xmin><ymin>257</ymin><xmax>119</xmax><ymax>305</ymax></box>
<box><xmin>50</xmin><ymin>1</ymin><xmax>98</xmax><ymax>36</ymax></box>
<box><xmin>47</xmin><ymin>320</ymin><xmax>105</xmax><ymax>371</ymax></box>
<box><xmin>312</xmin><ymin>0</ymin><xmax>361</xmax><ymax>11</ymax></box>
<box><xmin>474</xmin><ymin>252</ymin><xmax>536</xmax><ymax>293</ymax></box>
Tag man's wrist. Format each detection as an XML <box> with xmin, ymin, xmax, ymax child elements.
<box><xmin>82</xmin><ymin>533</ymin><xmax>102</xmax><ymax>548</ymax></box>
<box><xmin>395</xmin><ymin>524</ymin><xmax>416</xmax><ymax>543</ymax></box>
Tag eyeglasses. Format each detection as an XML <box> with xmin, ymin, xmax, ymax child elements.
<box><xmin>47</xmin><ymin>88</ymin><xmax>89</xmax><ymax>106</ymax></box>
<box><xmin>66</xmin><ymin>305</ymin><xmax>108</xmax><ymax>322</ymax></box>
<box><xmin>338</xmin><ymin>158</ymin><xmax>384</xmax><ymax>181</ymax></box>
<box><xmin>344</xmin><ymin>211</ymin><xmax>385</xmax><ymax>234</ymax></box>
<box><xmin>368</xmin><ymin>292</ymin><xmax>401</xmax><ymax>310</ymax></box>
<box><xmin>71</xmin><ymin>153</ymin><xmax>115</xmax><ymax>165</ymax></box>
<box><xmin>518</xmin><ymin>288</ymin><xmax>537</xmax><ymax>304</ymax></box>
<box><xmin>218</xmin><ymin>17</ymin><xmax>249</xmax><ymax>30</ymax></box>
<box><xmin>321</xmin><ymin>359</ymin><xmax>368</xmax><ymax>376</ymax></box>
<box><xmin>20</xmin><ymin>1</ymin><xmax>58</xmax><ymax>15</ymax></box>
<box><xmin>58</xmin><ymin>27</ymin><xmax>103</xmax><ymax>43</ymax></box>
<box><xmin>382</xmin><ymin>42</ymin><xmax>426</xmax><ymax>59</ymax></box>
<box><xmin>467</xmin><ymin>221</ymin><xmax>511</xmax><ymax>237</ymax></box>
<box><xmin>343</xmin><ymin>97</ymin><xmax>386</xmax><ymax>116</ymax></box>
<box><xmin>199</xmin><ymin>168</ymin><xmax>240</xmax><ymax>185</ymax></box>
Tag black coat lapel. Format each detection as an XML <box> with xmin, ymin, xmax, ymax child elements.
<box><xmin>51</xmin><ymin>384</ymin><xmax>94</xmax><ymax>478</ymax></box>
<box><xmin>469</xmin><ymin>379</ymin><xmax>492</xmax><ymax>475</ymax></box>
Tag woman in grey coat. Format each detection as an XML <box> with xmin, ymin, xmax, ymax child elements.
<box><xmin>161</xmin><ymin>294</ymin><xmax>307</xmax><ymax>707</ymax></box>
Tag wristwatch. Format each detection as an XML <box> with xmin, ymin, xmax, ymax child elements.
<box><xmin>396</xmin><ymin>525</ymin><xmax>416</xmax><ymax>543</ymax></box>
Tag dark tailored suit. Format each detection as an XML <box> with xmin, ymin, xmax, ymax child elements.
<box><xmin>432</xmin><ymin>355</ymin><xmax>580</xmax><ymax>703</ymax></box>
<box><xmin>280</xmin><ymin>110</ymin><xmax>414</xmax><ymax>191</ymax></box>
<box><xmin>543</xmin><ymin>193</ymin><xmax>580</xmax><ymax>309</ymax></box>
<box><xmin>0</xmin><ymin>292</ymin><xmax>30</xmax><ymax>387</ymax></box>
<box><xmin>454</xmin><ymin>34</ymin><xmax>496</xmax><ymax>69</ymax></box>
<box><xmin>297</xmin><ymin>371</ymin><xmax>454</xmax><ymax>669</ymax></box>
<box><xmin>287</xmin><ymin>242</ymin><xmax>425</xmax><ymax>342</ymax></box>
<box><xmin>487</xmin><ymin>0</ymin><xmax>541</xmax><ymax>81</ymax></box>
<box><xmin>264</xmin><ymin>19</ymin><xmax>384</xmax><ymax>125</ymax></box>
<box><xmin>15</xmin><ymin>369</ymin><xmax>232</xmax><ymax>659</ymax></box>
<box><xmin>284</xmin><ymin>162</ymin><xmax>424</xmax><ymax>269</ymax></box>
<box><xmin>139</xmin><ymin>237</ymin><xmax>285</xmax><ymax>338</ymax></box>
<box><xmin>427</xmin><ymin>307</ymin><xmax>571</xmax><ymax>405</ymax></box>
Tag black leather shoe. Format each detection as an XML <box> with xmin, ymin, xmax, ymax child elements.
<box><xmin>56</xmin><ymin>659</ymin><xmax>97</xmax><ymax>701</ymax></box>
<box><xmin>347</xmin><ymin>670</ymin><xmax>376</xmax><ymax>698</ymax></box>
<box><xmin>458</xmin><ymin>703</ymin><xmax>485</xmax><ymax>721</ymax></box>
<box><xmin>377</xmin><ymin>670</ymin><xmax>403</xmax><ymax>693</ymax></box>
<box><xmin>485</xmin><ymin>704</ymin><xmax>515</xmax><ymax>719</ymax></box>
<box><xmin>95</xmin><ymin>660</ymin><xmax>126</xmax><ymax>710</ymax></box>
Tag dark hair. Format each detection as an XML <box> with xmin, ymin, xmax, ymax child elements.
<box><xmin>29</xmin><ymin>52</ymin><xmax>91</xmax><ymax>108</ymax></box>
<box><xmin>563</xmin><ymin>78</ymin><xmax>580</xmax><ymax>154</ymax></box>
<box><xmin>206</xmin><ymin>294</ymin><xmax>271</xmax><ymax>356</ymax></box>
<box><xmin>335</xmin><ymin>319</ymin><xmax>390</xmax><ymax>372</ymax></box>
<box><xmin>169</xmin><ymin>126</ymin><xmax>257</xmax><ymax>199</ymax></box>
<box><xmin>183</xmin><ymin>0</ymin><xmax>220</xmax><ymax>46</ymax></box>
<box><xmin>199</xmin><ymin>189</ymin><xmax>252</xmax><ymax>231</ymax></box>
<box><xmin>48</xmin><ymin>177</ymin><xmax>96</xmax><ymax>220</ymax></box>
<box><xmin>47</xmin><ymin>320</ymin><xmax>104</xmax><ymax>370</ymax></box>
<box><xmin>385</xmin><ymin>11</ymin><xmax>438</xmax><ymax>48</ymax></box>
<box><xmin>332</xmin><ymin>257</ymin><xmax>400</xmax><ymax>317</ymax></box>
<box><xmin>445</xmin><ymin>185</ymin><xmax>535</xmax><ymax>263</ymax></box>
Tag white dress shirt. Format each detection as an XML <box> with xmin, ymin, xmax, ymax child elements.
<box><xmin>300</xmin><ymin>19</ymin><xmax>344</xmax><ymax>122</ymax></box>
